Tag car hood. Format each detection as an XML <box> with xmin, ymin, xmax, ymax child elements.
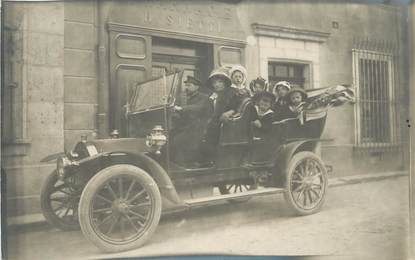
<box><xmin>89</xmin><ymin>137</ymin><xmax>150</xmax><ymax>154</ymax></box>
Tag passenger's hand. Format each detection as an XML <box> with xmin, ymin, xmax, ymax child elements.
<box><xmin>220</xmin><ymin>111</ymin><xmax>234</xmax><ymax>122</ymax></box>
<box><xmin>232</xmin><ymin>112</ymin><xmax>241</xmax><ymax>118</ymax></box>
<box><xmin>252</xmin><ymin>120</ymin><xmax>262</xmax><ymax>128</ymax></box>
<box><xmin>220</xmin><ymin>114</ymin><xmax>230</xmax><ymax>122</ymax></box>
<box><xmin>293</xmin><ymin>106</ymin><xmax>303</xmax><ymax>113</ymax></box>
<box><xmin>174</xmin><ymin>105</ymin><xmax>183</xmax><ymax>112</ymax></box>
<box><xmin>238</xmin><ymin>88</ymin><xmax>249</xmax><ymax>96</ymax></box>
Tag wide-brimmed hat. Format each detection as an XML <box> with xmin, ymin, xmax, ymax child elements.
<box><xmin>184</xmin><ymin>76</ymin><xmax>201</xmax><ymax>86</ymax></box>
<box><xmin>229</xmin><ymin>65</ymin><xmax>247</xmax><ymax>78</ymax></box>
<box><xmin>274</xmin><ymin>81</ymin><xmax>291</xmax><ymax>91</ymax></box>
<box><xmin>249</xmin><ymin>77</ymin><xmax>268</xmax><ymax>93</ymax></box>
<box><xmin>287</xmin><ymin>87</ymin><xmax>307</xmax><ymax>100</ymax></box>
<box><xmin>207</xmin><ymin>67</ymin><xmax>231</xmax><ymax>89</ymax></box>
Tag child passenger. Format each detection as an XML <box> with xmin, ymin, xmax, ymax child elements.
<box><xmin>221</xmin><ymin>65</ymin><xmax>250</xmax><ymax>121</ymax></box>
<box><xmin>272</xmin><ymin>81</ymin><xmax>291</xmax><ymax>121</ymax></box>
<box><xmin>250</xmin><ymin>91</ymin><xmax>275</xmax><ymax>133</ymax></box>
<box><xmin>279</xmin><ymin>87</ymin><xmax>308</xmax><ymax>120</ymax></box>
<box><xmin>272</xmin><ymin>81</ymin><xmax>291</xmax><ymax>112</ymax></box>
<box><xmin>229</xmin><ymin>65</ymin><xmax>248</xmax><ymax>92</ymax></box>
<box><xmin>249</xmin><ymin>77</ymin><xmax>268</xmax><ymax>99</ymax></box>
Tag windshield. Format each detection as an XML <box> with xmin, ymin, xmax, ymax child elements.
<box><xmin>128</xmin><ymin>71</ymin><xmax>182</xmax><ymax>114</ymax></box>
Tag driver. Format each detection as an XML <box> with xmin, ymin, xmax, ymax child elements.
<box><xmin>170</xmin><ymin>76</ymin><xmax>210</xmax><ymax>165</ymax></box>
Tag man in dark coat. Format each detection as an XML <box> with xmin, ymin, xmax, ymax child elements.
<box><xmin>170</xmin><ymin>76</ymin><xmax>211</xmax><ymax>165</ymax></box>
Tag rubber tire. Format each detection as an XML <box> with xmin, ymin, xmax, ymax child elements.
<box><xmin>40</xmin><ymin>170</ymin><xmax>80</xmax><ymax>231</ymax></box>
<box><xmin>78</xmin><ymin>164</ymin><xmax>162</xmax><ymax>253</ymax></box>
<box><xmin>283</xmin><ymin>151</ymin><xmax>328</xmax><ymax>216</ymax></box>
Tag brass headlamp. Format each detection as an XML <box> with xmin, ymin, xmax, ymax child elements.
<box><xmin>146</xmin><ymin>125</ymin><xmax>167</xmax><ymax>154</ymax></box>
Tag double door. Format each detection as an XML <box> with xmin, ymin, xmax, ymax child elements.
<box><xmin>151</xmin><ymin>36</ymin><xmax>211</xmax><ymax>103</ymax></box>
<box><xmin>152</xmin><ymin>57</ymin><xmax>201</xmax><ymax>83</ymax></box>
<box><xmin>152</xmin><ymin>55</ymin><xmax>204</xmax><ymax>106</ymax></box>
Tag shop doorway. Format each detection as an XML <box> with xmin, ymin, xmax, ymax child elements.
<box><xmin>109</xmin><ymin>34</ymin><xmax>213</xmax><ymax>135</ymax></box>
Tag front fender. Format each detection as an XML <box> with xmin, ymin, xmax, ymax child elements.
<box><xmin>40</xmin><ymin>152</ymin><xmax>66</xmax><ymax>163</ymax></box>
<box><xmin>74</xmin><ymin>151</ymin><xmax>182</xmax><ymax>205</ymax></box>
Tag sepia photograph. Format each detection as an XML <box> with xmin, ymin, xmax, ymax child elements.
<box><xmin>0</xmin><ymin>0</ymin><xmax>413</xmax><ymax>259</ymax></box>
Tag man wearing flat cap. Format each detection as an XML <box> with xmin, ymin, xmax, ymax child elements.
<box><xmin>170</xmin><ymin>75</ymin><xmax>211</xmax><ymax>165</ymax></box>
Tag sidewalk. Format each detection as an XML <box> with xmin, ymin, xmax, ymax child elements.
<box><xmin>5</xmin><ymin>170</ymin><xmax>408</xmax><ymax>227</ymax></box>
<box><xmin>328</xmin><ymin>170</ymin><xmax>408</xmax><ymax>187</ymax></box>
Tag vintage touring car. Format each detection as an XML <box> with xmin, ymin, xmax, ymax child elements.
<box><xmin>40</xmin><ymin>70</ymin><xmax>354</xmax><ymax>252</ymax></box>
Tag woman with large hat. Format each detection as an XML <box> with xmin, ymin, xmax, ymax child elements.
<box><xmin>200</xmin><ymin>67</ymin><xmax>237</xmax><ymax>165</ymax></box>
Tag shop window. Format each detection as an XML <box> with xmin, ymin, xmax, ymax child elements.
<box><xmin>352</xmin><ymin>48</ymin><xmax>398</xmax><ymax>147</ymax></box>
<box><xmin>267</xmin><ymin>61</ymin><xmax>309</xmax><ymax>90</ymax></box>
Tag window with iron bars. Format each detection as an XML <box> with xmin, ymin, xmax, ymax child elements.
<box><xmin>352</xmin><ymin>46</ymin><xmax>398</xmax><ymax>147</ymax></box>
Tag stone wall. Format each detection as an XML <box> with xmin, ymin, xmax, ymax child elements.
<box><xmin>63</xmin><ymin>1</ymin><xmax>98</xmax><ymax>150</ymax></box>
<box><xmin>2</xmin><ymin>2</ymin><xmax>65</xmax><ymax>217</ymax></box>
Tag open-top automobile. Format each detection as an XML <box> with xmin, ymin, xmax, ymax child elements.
<box><xmin>40</xmin><ymin>70</ymin><xmax>354</xmax><ymax>252</ymax></box>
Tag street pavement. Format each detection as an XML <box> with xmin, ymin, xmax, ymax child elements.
<box><xmin>4</xmin><ymin>176</ymin><xmax>410</xmax><ymax>260</ymax></box>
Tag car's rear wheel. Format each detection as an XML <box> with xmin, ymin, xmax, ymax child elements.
<box><xmin>78</xmin><ymin>164</ymin><xmax>161</xmax><ymax>253</ymax></box>
<box><xmin>284</xmin><ymin>151</ymin><xmax>327</xmax><ymax>215</ymax></box>
<box><xmin>217</xmin><ymin>183</ymin><xmax>257</xmax><ymax>203</ymax></box>
<box><xmin>40</xmin><ymin>170</ymin><xmax>80</xmax><ymax>231</ymax></box>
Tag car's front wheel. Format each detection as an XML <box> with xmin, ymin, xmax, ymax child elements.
<box><xmin>284</xmin><ymin>151</ymin><xmax>328</xmax><ymax>215</ymax></box>
<box><xmin>40</xmin><ymin>170</ymin><xmax>80</xmax><ymax>231</ymax></box>
<box><xmin>78</xmin><ymin>164</ymin><xmax>162</xmax><ymax>253</ymax></box>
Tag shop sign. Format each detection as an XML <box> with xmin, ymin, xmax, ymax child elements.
<box><xmin>141</xmin><ymin>0</ymin><xmax>234</xmax><ymax>33</ymax></box>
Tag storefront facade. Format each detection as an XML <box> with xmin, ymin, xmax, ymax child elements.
<box><xmin>1</xmin><ymin>0</ymin><xmax>409</xmax><ymax>221</ymax></box>
<box><xmin>104</xmin><ymin>0</ymin><xmax>247</xmax><ymax>136</ymax></box>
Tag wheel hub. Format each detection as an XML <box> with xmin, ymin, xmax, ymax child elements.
<box><xmin>303</xmin><ymin>176</ymin><xmax>315</xmax><ymax>187</ymax></box>
<box><xmin>112</xmin><ymin>199</ymin><xmax>129</xmax><ymax>215</ymax></box>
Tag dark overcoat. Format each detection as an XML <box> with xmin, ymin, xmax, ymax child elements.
<box><xmin>248</xmin><ymin>105</ymin><xmax>274</xmax><ymax>133</ymax></box>
<box><xmin>273</xmin><ymin>96</ymin><xmax>290</xmax><ymax>121</ymax></box>
<box><xmin>204</xmin><ymin>87</ymin><xmax>239</xmax><ymax>145</ymax></box>
<box><xmin>170</xmin><ymin>91</ymin><xmax>211</xmax><ymax>163</ymax></box>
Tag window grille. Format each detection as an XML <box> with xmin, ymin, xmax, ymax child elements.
<box><xmin>352</xmin><ymin>39</ymin><xmax>399</xmax><ymax>148</ymax></box>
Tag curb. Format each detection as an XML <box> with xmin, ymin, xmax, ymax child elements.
<box><xmin>328</xmin><ymin>171</ymin><xmax>408</xmax><ymax>188</ymax></box>
<box><xmin>5</xmin><ymin>171</ymin><xmax>409</xmax><ymax>228</ymax></box>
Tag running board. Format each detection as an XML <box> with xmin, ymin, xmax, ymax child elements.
<box><xmin>184</xmin><ymin>187</ymin><xmax>285</xmax><ymax>207</ymax></box>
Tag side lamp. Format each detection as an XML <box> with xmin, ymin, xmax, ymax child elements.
<box><xmin>146</xmin><ymin>125</ymin><xmax>167</xmax><ymax>154</ymax></box>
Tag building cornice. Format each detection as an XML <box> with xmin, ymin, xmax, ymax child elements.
<box><xmin>108</xmin><ymin>22</ymin><xmax>247</xmax><ymax>48</ymax></box>
<box><xmin>252</xmin><ymin>23</ymin><xmax>330</xmax><ymax>43</ymax></box>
